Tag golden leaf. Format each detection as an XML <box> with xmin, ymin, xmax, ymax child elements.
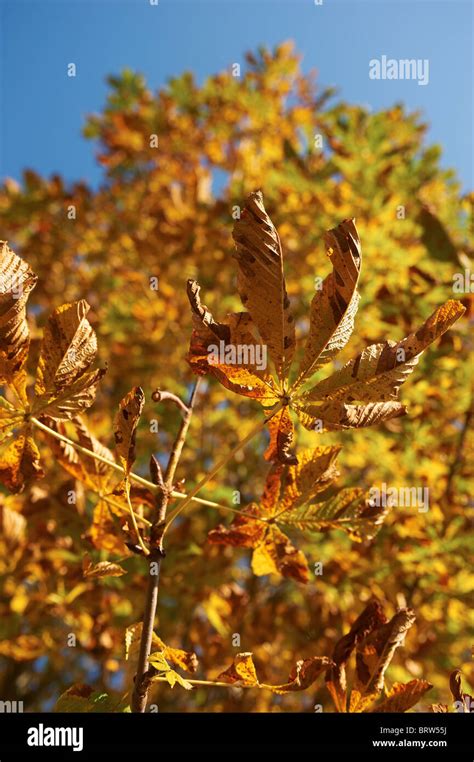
<box><xmin>82</xmin><ymin>554</ymin><xmax>126</xmax><ymax>578</ymax></box>
<box><xmin>303</xmin><ymin>300</ymin><xmax>466</xmax><ymax>405</ymax></box>
<box><xmin>186</xmin><ymin>281</ymin><xmax>279</xmax><ymax>404</ymax></box>
<box><xmin>280</xmin><ymin>487</ymin><xmax>387</xmax><ymax>542</ymax></box>
<box><xmin>0</xmin><ymin>426</ymin><xmax>43</xmax><ymax>493</ymax></box>
<box><xmin>89</xmin><ymin>499</ymin><xmax>131</xmax><ymax>556</ymax></box>
<box><xmin>251</xmin><ymin>525</ymin><xmax>309</xmax><ymax>583</ymax></box>
<box><xmin>44</xmin><ymin>417</ymin><xmax>115</xmax><ymax>492</ymax></box>
<box><xmin>217</xmin><ymin>652</ymin><xmax>259</xmax><ymax>686</ymax></box>
<box><xmin>113</xmin><ymin>386</ymin><xmax>145</xmax><ymax>472</ymax></box>
<box><xmin>33</xmin><ymin>300</ymin><xmax>105</xmax><ymax>419</ymax></box>
<box><xmin>264</xmin><ymin>406</ymin><xmax>297</xmax><ymax>464</ymax></box>
<box><xmin>0</xmin><ymin>241</ymin><xmax>37</xmax><ymax>402</ymax></box>
<box><xmin>125</xmin><ymin>624</ymin><xmax>198</xmax><ymax>673</ymax></box>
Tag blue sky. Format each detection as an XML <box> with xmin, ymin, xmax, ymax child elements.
<box><xmin>1</xmin><ymin>0</ymin><xmax>472</xmax><ymax>190</ymax></box>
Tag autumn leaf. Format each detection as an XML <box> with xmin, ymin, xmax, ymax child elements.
<box><xmin>280</xmin><ymin>487</ymin><xmax>388</xmax><ymax>542</ymax></box>
<box><xmin>216</xmin><ymin>652</ymin><xmax>332</xmax><ymax>694</ymax></box>
<box><xmin>266</xmin><ymin>656</ymin><xmax>333</xmax><ymax>694</ymax></box>
<box><xmin>82</xmin><ymin>553</ymin><xmax>126</xmax><ymax>578</ymax></box>
<box><xmin>326</xmin><ymin>599</ymin><xmax>387</xmax><ymax>712</ymax></box>
<box><xmin>294</xmin><ymin>218</ymin><xmax>361</xmax><ymax>387</ymax></box>
<box><xmin>0</xmin><ymin>426</ymin><xmax>43</xmax><ymax>492</ymax></box>
<box><xmin>148</xmin><ymin>651</ymin><xmax>194</xmax><ymax>690</ymax></box>
<box><xmin>354</xmin><ymin>607</ymin><xmax>416</xmax><ymax>696</ymax></box>
<box><xmin>125</xmin><ymin>623</ymin><xmax>198</xmax><ymax>673</ymax></box>
<box><xmin>326</xmin><ymin>600</ymin><xmax>423</xmax><ymax>713</ymax></box>
<box><xmin>217</xmin><ymin>652</ymin><xmax>259</xmax><ymax>687</ymax></box>
<box><xmin>232</xmin><ymin>190</ymin><xmax>296</xmax><ymax>382</ymax></box>
<box><xmin>373</xmin><ymin>679</ymin><xmax>432</xmax><ymax>712</ymax></box>
<box><xmin>187</xmin><ymin>280</ymin><xmax>278</xmax><ymax>404</ymax></box>
<box><xmin>33</xmin><ymin>300</ymin><xmax>106</xmax><ymax>419</ymax></box>
<box><xmin>0</xmin><ymin>241</ymin><xmax>37</xmax><ymax>402</ymax></box>
<box><xmin>209</xmin><ymin>447</ymin><xmax>384</xmax><ymax>580</ymax></box>
<box><xmin>113</xmin><ymin>386</ymin><xmax>145</xmax><ymax>473</ymax></box>
<box><xmin>187</xmin><ymin>192</ymin><xmax>465</xmax><ymax>460</ymax></box>
<box><xmin>301</xmin><ymin>300</ymin><xmax>466</xmax><ymax>405</ymax></box>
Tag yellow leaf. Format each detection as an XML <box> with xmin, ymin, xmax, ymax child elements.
<box><xmin>217</xmin><ymin>652</ymin><xmax>259</xmax><ymax>686</ymax></box>
<box><xmin>0</xmin><ymin>426</ymin><xmax>43</xmax><ymax>493</ymax></box>
<box><xmin>113</xmin><ymin>386</ymin><xmax>145</xmax><ymax>472</ymax></box>
<box><xmin>82</xmin><ymin>554</ymin><xmax>126</xmax><ymax>578</ymax></box>
<box><xmin>33</xmin><ymin>300</ymin><xmax>105</xmax><ymax>419</ymax></box>
<box><xmin>0</xmin><ymin>241</ymin><xmax>37</xmax><ymax>402</ymax></box>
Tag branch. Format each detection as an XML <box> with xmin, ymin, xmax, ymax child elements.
<box><xmin>131</xmin><ymin>381</ymin><xmax>200</xmax><ymax>713</ymax></box>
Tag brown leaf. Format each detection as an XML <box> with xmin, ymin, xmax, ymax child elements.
<box><xmin>0</xmin><ymin>241</ymin><xmax>37</xmax><ymax>401</ymax></box>
<box><xmin>267</xmin><ymin>656</ymin><xmax>333</xmax><ymax>694</ymax></box>
<box><xmin>232</xmin><ymin>191</ymin><xmax>295</xmax><ymax>382</ymax></box>
<box><xmin>186</xmin><ymin>282</ymin><xmax>278</xmax><ymax>404</ymax></box>
<box><xmin>373</xmin><ymin>679</ymin><xmax>432</xmax><ymax>712</ymax></box>
<box><xmin>113</xmin><ymin>386</ymin><xmax>145</xmax><ymax>472</ymax></box>
<box><xmin>33</xmin><ymin>300</ymin><xmax>105</xmax><ymax>419</ymax></box>
<box><xmin>264</xmin><ymin>406</ymin><xmax>297</xmax><ymax>464</ymax></box>
<box><xmin>355</xmin><ymin>608</ymin><xmax>416</xmax><ymax>695</ymax></box>
<box><xmin>294</xmin><ymin>218</ymin><xmax>361</xmax><ymax>388</ymax></box>
<box><xmin>304</xmin><ymin>300</ymin><xmax>466</xmax><ymax>405</ymax></box>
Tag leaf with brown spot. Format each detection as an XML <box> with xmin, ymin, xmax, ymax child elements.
<box><xmin>280</xmin><ymin>487</ymin><xmax>387</xmax><ymax>542</ymax></box>
<box><xmin>232</xmin><ymin>191</ymin><xmax>295</xmax><ymax>382</ymax></box>
<box><xmin>216</xmin><ymin>652</ymin><xmax>259</xmax><ymax>687</ymax></box>
<box><xmin>113</xmin><ymin>386</ymin><xmax>145</xmax><ymax>473</ymax></box>
<box><xmin>0</xmin><ymin>241</ymin><xmax>37</xmax><ymax>402</ymax></box>
<box><xmin>186</xmin><ymin>281</ymin><xmax>279</xmax><ymax>404</ymax></box>
<box><xmin>33</xmin><ymin>300</ymin><xmax>105</xmax><ymax>419</ymax></box>
<box><xmin>264</xmin><ymin>406</ymin><xmax>297</xmax><ymax>464</ymax></box>
<box><xmin>303</xmin><ymin>300</ymin><xmax>466</xmax><ymax>405</ymax></box>
<box><xmin>354</xmin><ymin>608</ymin><xmax>416</xmax><ymax>696</ymax></box>
<box><xmin>0</xmin><ymin>426</ymin><xmax>44</xmax><ymax>493</ymax></box>
<box><xmin>293</xmin><ymin>218</ymin><xmax>361</xmax><ymax>389</ymax></box>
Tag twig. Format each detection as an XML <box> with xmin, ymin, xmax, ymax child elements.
<box><xmin>131</xmin><ymin>381</ymin><xmax>200</xmax><ymax>712</ymax></box>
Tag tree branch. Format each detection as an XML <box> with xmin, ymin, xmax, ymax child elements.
<box><xmin>131</xmin><ymin>381</ymin><xmax>200</xmax><ymax>712</ymax></box>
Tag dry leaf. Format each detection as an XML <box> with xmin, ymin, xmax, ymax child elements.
<box><xmin>113</xmin><ymin>386</ymin><xmax>145</xmax><ymax>472</ymax></box>
<box><xmin>33</xmin><ymin>300</ymin><xmax>105</xmax><ymax>419</ymax></box>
